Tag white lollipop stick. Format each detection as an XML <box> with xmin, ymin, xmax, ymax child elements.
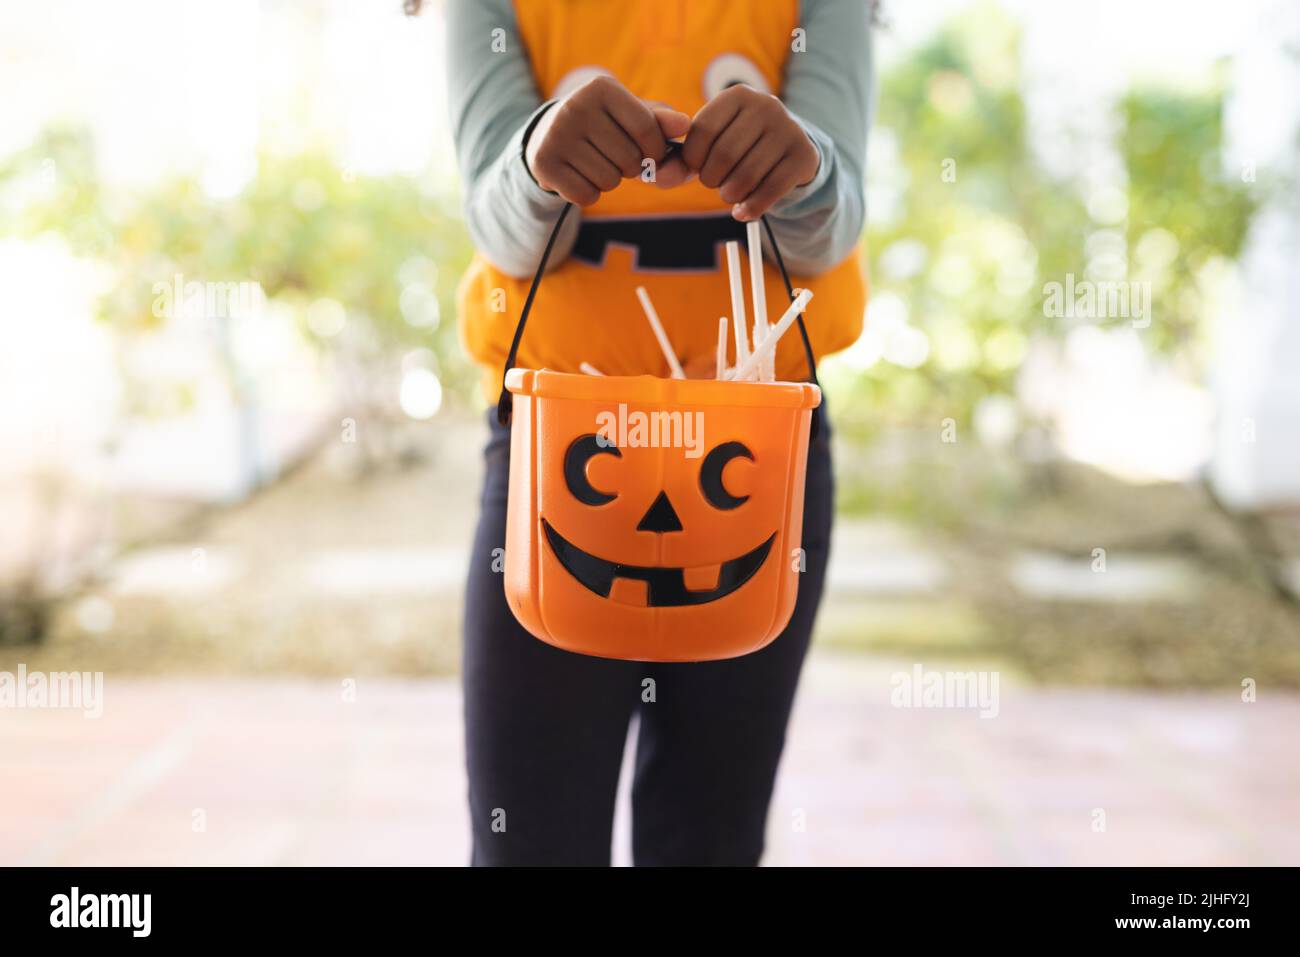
<box><xmin>746</xmin><ymin>221</ymin><xmax>773</xmax><ymax>382</ymax></box>
<box><xmin>724</xmin><ymin>242</ymin><xmax>750</xmax><ymax>374</ymax></box>
<box><xmin>729</xmin><ymin>288</ymin><xmax>813</xmax><ymax>382</ymax></box>
<box><xmin>634</xmin><ymin>286</ymin><xmax>685</xmax><ymax>380</ymax></box>
<box><xmin>715</xmin><ymin>316</ymin><xmax>728</xmax><ymax>380</ymax></box>
<box><xmin>579</xmin><ymin>362</ymin><xmax>604</xmax><ymax>376</ymax></box>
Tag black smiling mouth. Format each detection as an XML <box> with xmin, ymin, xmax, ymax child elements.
<box><xmin>542</xmin><ymin>519</ymin><xmax>774</xmax><ymax>607</ymax></box>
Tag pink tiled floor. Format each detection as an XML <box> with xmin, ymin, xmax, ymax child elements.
<box><xmin>3</xmin><ymin>653</ymin><xmax>1298</xmax><ymax>866</ymax></box>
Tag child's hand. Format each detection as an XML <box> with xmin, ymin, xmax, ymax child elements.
<box><xmin>679</xmin><ymin>85</ymin><xmax>820</xmax><ymax>222</ymax></box>
<box><xmin>525</xmin><ymin>75</ymin><xmax>691</xmax><ymax>206</ymax></box>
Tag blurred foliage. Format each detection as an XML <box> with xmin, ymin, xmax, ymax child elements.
<box><xmin>1122</xmin><ymin>84</ymin><xmax>1256</xmax><ymax>359</ymax></box>
<box><xmin>0</xmin><ymin>127</ymin><xmax>480</xmax><ymax>413</ymax></box>
<box><xmin>830</xmin><ymin>3</ymin><xmax>1258</xmax><ymax>448</ymax></box>
<box><xmin>0</xmin><ymin>127</ymin><xmax>114</xmax><ymax>255</ymax></box>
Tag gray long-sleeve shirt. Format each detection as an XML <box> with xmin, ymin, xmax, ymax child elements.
<box><xmin>445</xmin><ymin>0</ymin><xmax>873</xmax><ymax>279</ymax></box>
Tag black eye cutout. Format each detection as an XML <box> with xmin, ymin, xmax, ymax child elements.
<box><xmin>700</xmin><ymin>441</ymin><xmax>753</xmax><ymax>510</ymax></box>
<box><xmin>565</xmin><ymin>434</ymin><xmax>621</xmax><ymax>506</ymax></box>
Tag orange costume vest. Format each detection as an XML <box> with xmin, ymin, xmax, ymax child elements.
<box><xmin>458</xmin><ymin>0</ymin><xmax>867</xmax><ymax>401</ymax></box>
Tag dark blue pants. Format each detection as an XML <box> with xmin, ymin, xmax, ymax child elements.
<box><xmin>461</xmin><ymin>406</ymin><xmax>834</xmax><ymax>865</ymax></box>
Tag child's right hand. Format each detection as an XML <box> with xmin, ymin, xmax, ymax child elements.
<box><xmin>525</xmin><ymin>75</ymin><xmax>691</xmax><ymax>207</ymax></box>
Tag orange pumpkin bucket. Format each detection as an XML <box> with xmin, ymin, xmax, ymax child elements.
<box><xmin>495</xmin><ymin>204</ymin><xmax>824</xmax><ymax>662</ymax></box>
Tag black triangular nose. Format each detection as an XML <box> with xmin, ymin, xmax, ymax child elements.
<box><xmin>637</xmin><ymin>491</ymin><xmax>682</xmax><ymax>533</ymax></box>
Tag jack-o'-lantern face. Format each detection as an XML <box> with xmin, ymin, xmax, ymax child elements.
<box><xmin>543</xmin><ymin>435</ymin><xmax>773</xmax><ymax>607</ymax></box>
<box><xmin>502</xmin><ymin>371</ymin><xmax>818</xmax><ymax>662</ymax></box>
<box><xmin>522</xmin><ymin>397</ymin><xmax>809</xmax><ymax>641</ymax></box>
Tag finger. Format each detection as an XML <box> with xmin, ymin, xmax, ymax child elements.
<box><xmin>569</xmin><ymin>140</ymin><xmax>623</xmax><ymax>193</ymax></box>
<box><xmin>585</xmin><ymin>111</ymin><xmax>643</xmax><ymax>178</ymax></box>
<box><xmin>681</xmin><ymin>92</ymin><xmax>744</xmax><ymax>172</ymax></box>
<box><xmin>550</xmin><ymin>164</ymin><xmax>601</xmax><ymax>207</ymax></box>
<box><xmin>732</xmin><ymin>156</ymin><xmax>803</xmax><ymax>221</ymax></box>
<box><xmin>699</xmin><ymin>112</ymin><xmax>765</xmax><ymax>190</ymax></box>
<box><xmin>650</xmin><ymin>105</ymin><xmax>691</xmax><ymax>142</ymax></box>
<box><xmin>652</xmin><ymin>154</ymin><xmax>696</xmax><ymax>189</ymax></box>
<box><xmin>647</xmin><ymin>103</ymin><xmax>691</xmax><ymax>186</ymax></box>
<box><xmin>717</xmin><ymin>135</ymin><xmax>785</xmax><ymax>205</ymax></box>
<box><xmin>602</xmin><ymin>89</ymin><xmax>668</xmax><ymax>161</ymax></box>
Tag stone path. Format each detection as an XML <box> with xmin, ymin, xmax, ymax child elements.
<box><xmin>4</xmin><ymin>652</ymin><xmax>1296</xmax><ymax>866</ymax></box>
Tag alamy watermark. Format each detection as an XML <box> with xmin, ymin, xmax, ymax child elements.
<box><xmin>890</xmin><ymin>664</ymin><xmax>1000</xmax><ymax>719</ymax></box>
<box><xmin>152</xmin><ymin>273</ymin><xmax>265</xmax><ymax>321</ymax></box>
<box><xmin>50</xmin><ymin>887</ymin><xmax>150</xmax><ymax>937</ymax></box>
<box><xmin>1043</xmin><ymin>273</ymin><xmax>1151</xmax><ymax>329</ymax></box>
<box><xmin>0</xmin><ymin>665</ymin><xmax>104</xmax><ymax>718</ymax></box>
<box><xmin>596</xmin><ymin>404</ymin><xmax>705</xmax><ymax>459</ymax></box>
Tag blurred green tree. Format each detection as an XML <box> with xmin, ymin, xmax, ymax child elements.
<box><xmin>2</xmin><ymin>129</ymin><xmax>480</xmax><ymax>416</ymax></box>
<box><xmin>830</xmin><ymin>4</ymin><xmax>1256</xmax><ymax>450</ymax></box>
<box><xmin>1121</xmin><ymin>83</ymin><xmax>1256</xmax><ymax>362</ymax></box>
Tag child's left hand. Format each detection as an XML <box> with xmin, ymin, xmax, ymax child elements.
<box><xmin>674</xmin><ymin>85</ymin><xmax>821</xmax><ymax>222</ymax></box>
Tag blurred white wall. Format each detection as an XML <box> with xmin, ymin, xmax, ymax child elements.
<box><xmin>1211</xmin><ymin>0</ymin><xmax>1300</xmax><ymax>509</ymax></box>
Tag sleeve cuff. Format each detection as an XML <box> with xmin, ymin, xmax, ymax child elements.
<box><xmin>511</xmin><ymin>100</ymin><xmax>567</xmax><ymax>208</ymax></box>
<box><xmin>772</xmin><ymin>113</ymin><xmax>836</xmax><ymax>215</ymax></box>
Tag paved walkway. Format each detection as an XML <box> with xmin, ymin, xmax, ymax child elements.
<box><xmin>3</xmin><ymin>652</ymin><xmax>1297</xmax><ymax>866</ymax></box>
